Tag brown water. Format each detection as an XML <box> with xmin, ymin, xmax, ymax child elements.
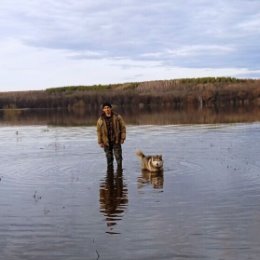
<box><xmin>0</xmin><ymin>106</ymin><xmax>260</xmax><ymax>126</ymax></box>
<box><xmin>0</xmin><ymin>110</ymin><xmax>260</xmax><ymax>260</ymax></box>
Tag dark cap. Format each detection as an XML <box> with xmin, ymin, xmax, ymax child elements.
<box><xmin>102</xmin><ymin>102</ymin><xmax>112</xmax><ymax>108</ymax></box>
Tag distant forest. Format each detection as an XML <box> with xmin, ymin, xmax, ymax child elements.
<box><xmin>0</xmin><ymin>77</ymin><xmax>260</xmax><ymax>111</ymax></box>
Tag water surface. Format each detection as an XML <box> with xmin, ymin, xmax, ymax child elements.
<box><xmin>0</xmin><ymin>122</ymin><xmax>260</xmax><ymax>259</ymax></box>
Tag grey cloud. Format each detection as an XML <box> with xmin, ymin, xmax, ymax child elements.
<box><xmin>1</xmin><ymin>0</ymin><xmax>260</xmax><ymax>70</ymax></box>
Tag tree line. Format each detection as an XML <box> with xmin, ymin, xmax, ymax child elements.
<box><xmin>0</xmin><ymin>77</ymin><xmax>259</xmax><ymax>111</ymax></box>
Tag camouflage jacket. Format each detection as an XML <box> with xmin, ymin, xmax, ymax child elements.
<box><xmin>97</xmin><ymin>112</ymin><xmax>126</xmax><ymax>146</ymax></box>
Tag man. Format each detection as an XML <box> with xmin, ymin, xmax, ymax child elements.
<box><xmin>97</xmin><ymin>102</ymin><xmax>126</xmax><ymax>169</ymax></box>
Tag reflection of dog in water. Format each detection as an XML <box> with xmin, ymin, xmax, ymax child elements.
<box><xmin>136</xmin><ymin>150</ymin><xmax>163</xmax><ymax>172</ymax></box>
<box><xmin>138</xmin><ymin>170</ymin><xmax>164</xmax><ymax>189</ymax></box>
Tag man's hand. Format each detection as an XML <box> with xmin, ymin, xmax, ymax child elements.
<box><xmin>121</xmin><ymin>140</ymin><xmax>125</xmax><ymax>144</ymax></box>
<box><xmin>99</xmin><ymin>143</ymin><xmax>105</xmax><ymax>148</ymax></box>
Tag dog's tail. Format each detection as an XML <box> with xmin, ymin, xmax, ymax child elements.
<box><xmin>136</xmin><ymin>150</ymin><xmax>145</xmax><ymax>158</ymax></box>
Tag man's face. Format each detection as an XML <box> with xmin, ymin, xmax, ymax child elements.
<box><xmin>103</xmin><ymin>106</ymin><xmax>112</xmax><ymax>116</ymax></box>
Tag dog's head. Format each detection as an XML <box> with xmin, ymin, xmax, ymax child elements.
<box><xmin>151</xmin><ymin>155</ymin><xmax>163</xmax><ymax>169</ymax></box>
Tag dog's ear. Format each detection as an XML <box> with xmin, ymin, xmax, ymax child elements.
<box><xmin>159</xmin><ymin>155</ymin><xmax>162</xmax><ymax>159</ymax></box>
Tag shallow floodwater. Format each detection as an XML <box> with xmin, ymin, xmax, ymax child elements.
<box><xmin>0</xmin><ymin>123</ymin><xmax>260</xmax><ymax>260</ymax></box>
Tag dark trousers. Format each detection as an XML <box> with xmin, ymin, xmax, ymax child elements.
<box><xmin>104</xmin><ymin>143</ymin><xmax>122</xmax><ymax>167</ymax></box>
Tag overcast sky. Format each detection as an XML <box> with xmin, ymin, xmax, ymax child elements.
<box><xmin>0</xmin><ymin>0</ymin><xmax>260</xmax><ymax>91</ymax></box>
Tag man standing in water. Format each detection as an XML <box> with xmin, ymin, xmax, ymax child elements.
<box><xmin>97</xmin><ymin>102</ymin><xmax>126</xmax><ymax>169</ymax></box>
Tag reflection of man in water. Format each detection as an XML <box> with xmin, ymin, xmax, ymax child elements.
<box><xmin>137</xmin><ymin>170</ymin><xmax>164</xmax><ymax>190</ymax></box>
<box><xmin>99</xmin><ymin>168</ymin><xmax>128</xmax><ymax>229</ymax></box>
<box><xmin>97</xmin><ymin>102</ymin><xmax>126</xmax><ymax>169</ymax></box>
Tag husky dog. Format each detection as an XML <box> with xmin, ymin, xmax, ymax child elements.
<box><xmin>136</xmin><ymin>150</ymin><xmax>163</xmax><ymax>172</ymax></box>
